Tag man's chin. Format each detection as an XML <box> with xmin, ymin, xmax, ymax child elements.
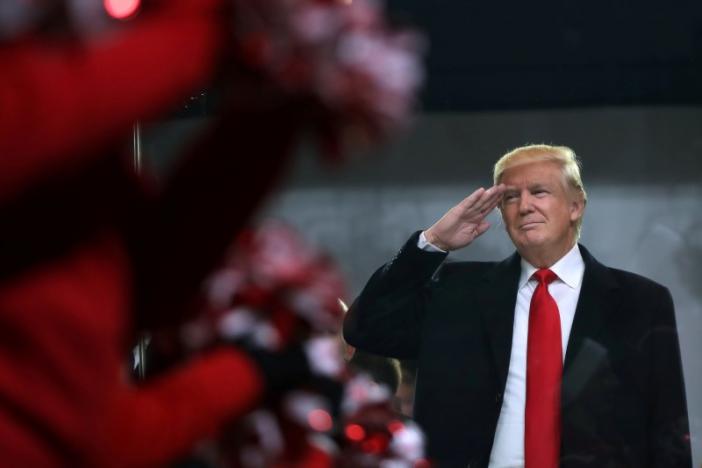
<box><xmin>512</xmin><ymin>233</ymin><xmax>547</xmax><ymax>251</ymax></box>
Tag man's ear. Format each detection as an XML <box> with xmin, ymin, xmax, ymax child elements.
<box><xmin>569</xmin><ymin>193</ymin><xmax>586</xmax><ymax>223</ymax></box>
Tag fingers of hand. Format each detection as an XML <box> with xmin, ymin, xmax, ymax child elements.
<box><xmin>468</xmin><ymin>219</ymin><xmax>491</xmax><ymax>240</ymax></box>
<box><xmin>459</xmin><ymin>187</ymin><xmax>486</xmax><ymax>210</ymax></box>
<box><xmin>465</xmin><ymin>185</ymin><xmax>505</xmax><ymax>217</ymax></box>
<box><xmin>481</xmin><ymin>185</ymin><xmax>506</xmax><ymax>209</ymax></box>
<box><xmin>477</xmin><ymin>219</ymin><xmax>491</xmax><ymax>234</ymax></box>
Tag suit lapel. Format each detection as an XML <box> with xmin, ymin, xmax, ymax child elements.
<box><xmin>563</xmin><ymin>245</ymin><xmax>620</xmax><ymax>374</ymax></box>
<box><xmin>480</xmin><ymin>252</ymin><xmax>522</xmax><ymax>391</ymax></box>
<box><xmin>478</xmin><ymin>246</ymin><xmax>619</xmax><ymax>394</ymax></box>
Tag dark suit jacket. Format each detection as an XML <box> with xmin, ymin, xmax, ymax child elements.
<box><xmin>343</xmin><ymin>231</ymin><xmax>691</xmax><ymax>467</ymax></box>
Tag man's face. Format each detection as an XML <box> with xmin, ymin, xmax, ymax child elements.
<box><xmin>499</xmin><ymin>159</ymin><xmax>584</xmax><ymax>259</ymax></box>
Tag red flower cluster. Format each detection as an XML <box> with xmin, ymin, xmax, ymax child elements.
<box><xmin>180</xmin><ymin>220</ymin><xmax>347</xmax><ymax>352</ymax></box>
<box><xmin>231</xmin><ymin>0</ymin><xmax>425</xmax><ymax>158</ymax></box>
<box><xmin>152</xmin><ymin>221</ymin><xmax>429</xmax><ymax>466</ymax></box>
<box><xmin>339</xmin><ymin>374</ymin><xmax>430</xmax><ymax>467</ymax></box>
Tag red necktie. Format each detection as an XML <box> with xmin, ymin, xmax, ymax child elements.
<box><xmin>525</xmin><ymin>268</ymin><xmax>562</xmax><ymax>468</ymax></box>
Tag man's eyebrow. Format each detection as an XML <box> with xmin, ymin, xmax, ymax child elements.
<box><xmin>528</xmin><ymin>183</ymin><xmax>549</xmax><ymax>191</ymax></box>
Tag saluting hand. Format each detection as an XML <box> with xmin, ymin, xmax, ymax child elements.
<box><xmin>424</xmin><ymin>184</ymin><xmax>506</xmax><ymax>251</ymax></box>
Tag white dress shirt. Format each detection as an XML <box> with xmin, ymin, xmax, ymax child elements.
<box><xmin>418</xmin><ymin>233</ymin><xmax>585</xmax><ymax>468</ymax></box>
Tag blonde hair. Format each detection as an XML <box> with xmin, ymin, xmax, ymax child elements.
<box><xmin>493</xmin><ymin>144</ymin><xmax>587</xmax><ymax>237</ymax></box>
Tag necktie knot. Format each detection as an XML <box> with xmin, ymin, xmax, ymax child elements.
<box><xmin>533</xmin><ymin>268</ymin><xmax>557</xmax><ymax>286</ymax></box>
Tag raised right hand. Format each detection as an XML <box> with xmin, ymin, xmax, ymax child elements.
<box><xmin>424</xmin><ymin>184</ymin><xmax>506</xmax><ymax>251</ymax></box>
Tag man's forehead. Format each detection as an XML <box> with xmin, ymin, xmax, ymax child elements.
<box><xmin>500</xmin><ymin>159</ymin><xmax>561</xmax><ymax>181</ymax></box>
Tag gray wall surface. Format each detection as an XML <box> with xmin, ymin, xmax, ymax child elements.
<box><xmin>265</xmin><ymin>183</ymin><xmax>702</xmax><ymax>464</ymax></box>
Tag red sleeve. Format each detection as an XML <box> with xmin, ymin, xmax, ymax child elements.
<box><xmin>102</xmin><ymin>105</ymin><xmax>306</xmax><ymax>465</ymax></box>
<box><xmin>0</xmin><ymin>0</ymin><xmax>229</xmax><ymax>202</ymax></box>
<box><xmin>102</xmin><ymin>348</ymin><xmax>264</xmax><ymax>468</ymax></box>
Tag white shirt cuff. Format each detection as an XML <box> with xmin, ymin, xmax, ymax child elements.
<box><xmin>418</xmin><ymin>231</ymin><xmax>447</xmax><ymax>253</ymax></box>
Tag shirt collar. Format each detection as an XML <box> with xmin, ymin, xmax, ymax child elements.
<box><xmin>518</xmin><ymin>243</ymin><xmax>585</xmax><ymax>289</ymax></box>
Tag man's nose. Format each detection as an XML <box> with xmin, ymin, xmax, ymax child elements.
<box><xmin>518</xmin><ymin>192</ymin><xmax>534</xmax><ymax>214</ymax></box>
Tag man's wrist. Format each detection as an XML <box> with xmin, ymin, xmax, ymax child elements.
<box><xmin>419</xmin><ymin>230</ymin><xmax>447</xmax><ymax>253</ymax></box>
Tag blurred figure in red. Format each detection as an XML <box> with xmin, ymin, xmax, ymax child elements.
<box><xmin>0</xmin><ymin>1</ymin><xmax>306</xmax><ymax>466</ymax></box>
<box><xmin>0</xmin><ymin>0</ymin><xmax>423</xmax><ymax>466</ymax></box>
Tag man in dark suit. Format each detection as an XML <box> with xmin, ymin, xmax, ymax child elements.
<box><xmin>343</xmin><ymin>145</ymin><xmax>691</xmax><ymax>467</ymax></box>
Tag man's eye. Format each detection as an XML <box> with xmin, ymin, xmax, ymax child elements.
<box><xmin>504</xmin><ymin>194</ymin><xmax>518</xmax><ymax>201</ymax></box>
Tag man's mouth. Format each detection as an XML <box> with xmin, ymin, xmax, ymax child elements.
<box><xmin>520</xmin><ymin>221</ymin><xmax>543</xmax><ymax>230</ymax></box>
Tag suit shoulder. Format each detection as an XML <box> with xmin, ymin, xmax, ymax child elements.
<box><xmin>607</xmin><ymin>267</ymin><xmax>670</xmax><ymax>297</ymax></box>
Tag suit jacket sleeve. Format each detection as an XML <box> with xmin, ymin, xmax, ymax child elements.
<box><xmin>343</xmin><ymin>231</ymin><xmax>448</xmax><ymax>359</ymax></box>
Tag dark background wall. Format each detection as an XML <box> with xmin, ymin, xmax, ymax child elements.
<box><xmin>175</xmin><ymin>1</ymin><xmax>702</xmax><ymax>117</ymax></box>
<box><xmin>389</xmin><ymin>0</ymin><xmax>702</xmax><ymax>110</ymax></box>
